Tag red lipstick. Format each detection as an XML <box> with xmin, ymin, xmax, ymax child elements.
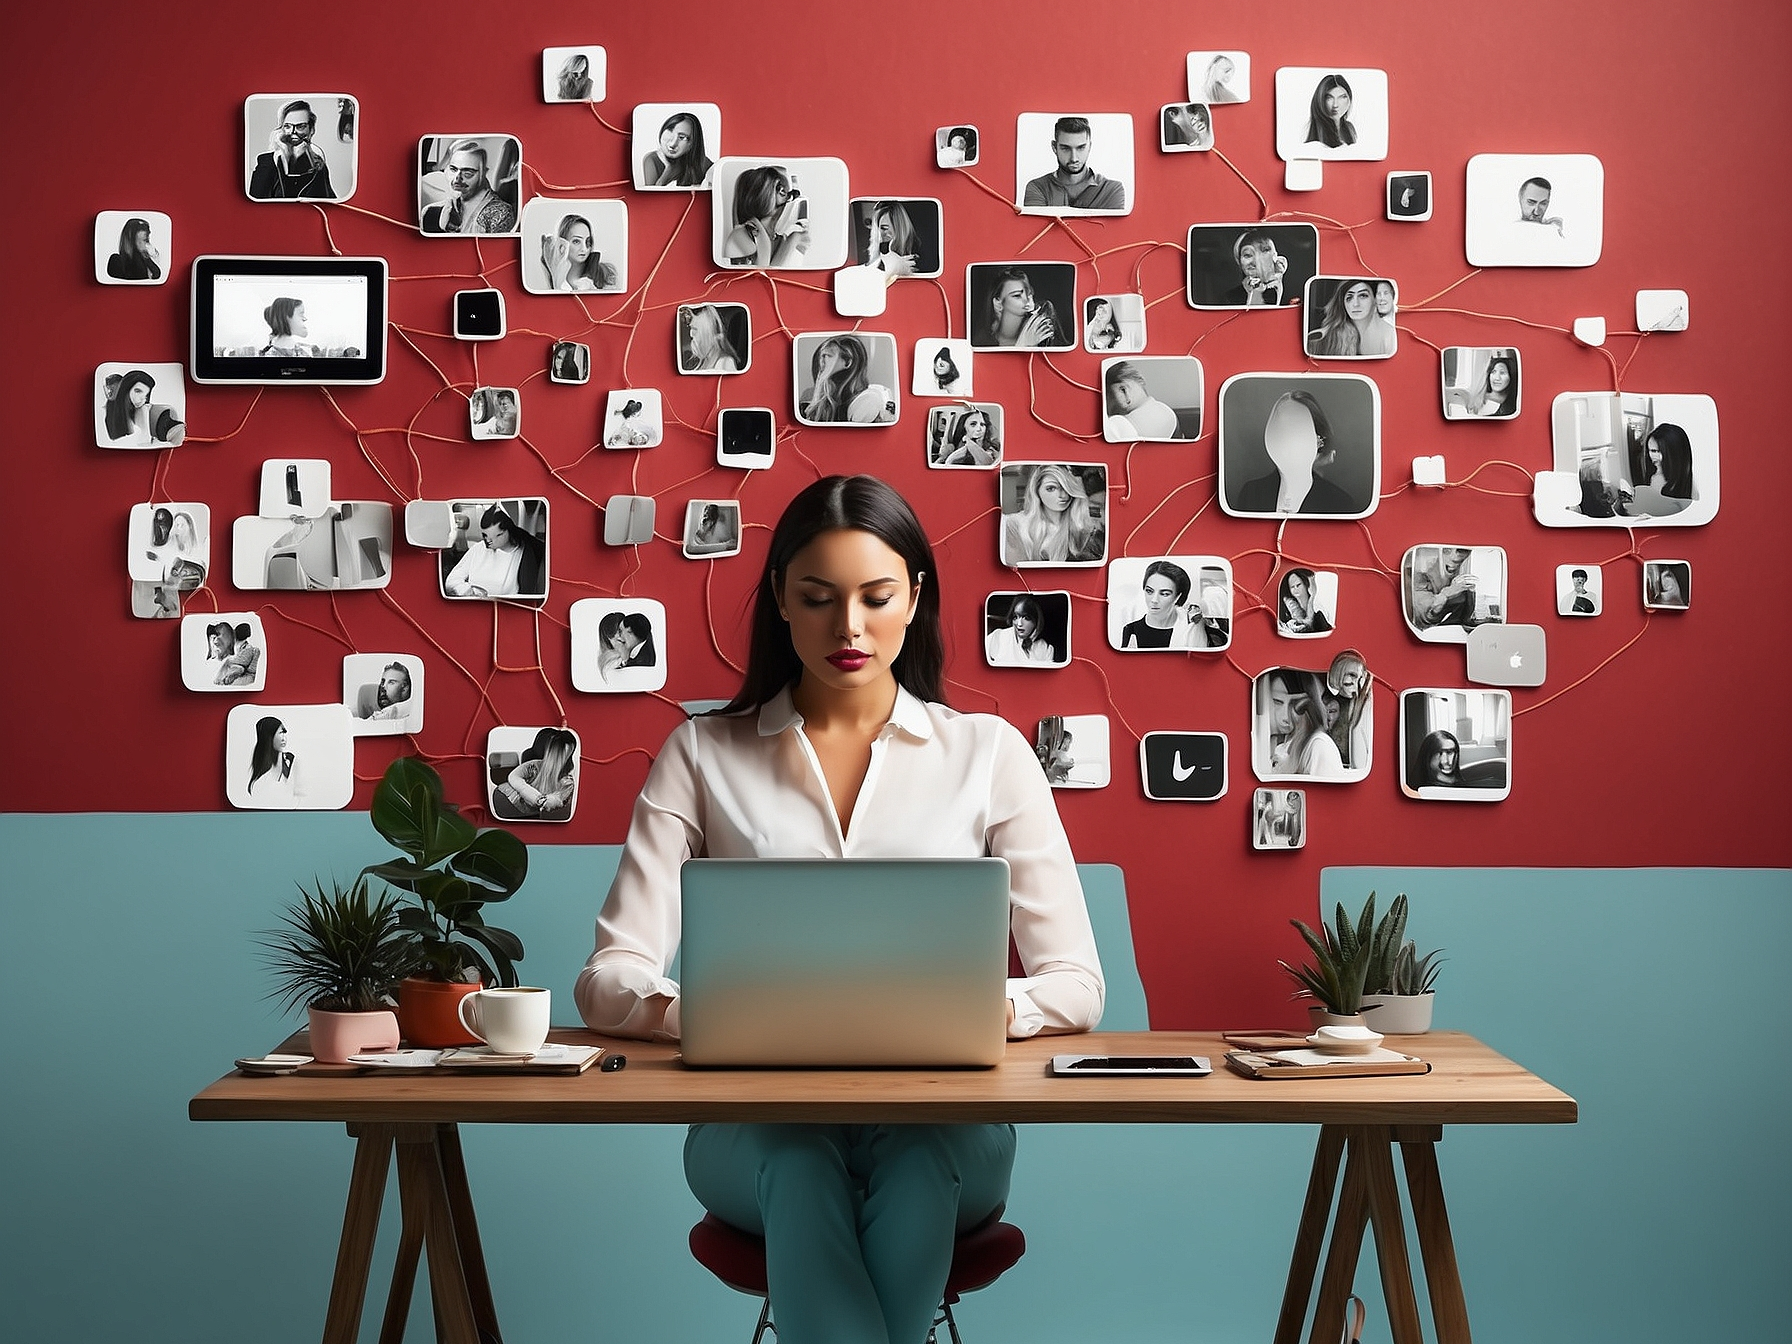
<box><xmin>826</xmin><ymin>650</ymin><xmax>870</xmax><ymax>671</ymax></box>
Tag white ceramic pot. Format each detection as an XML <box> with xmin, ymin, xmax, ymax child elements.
<box><xmin>1306</xmin><ymin>1007</ymin><xmax>1372</xmax><ymax>1031</ymax></box>
<box><xmin>1360</xmin><ymin>992</ymin><xmax>1435</xmax><ymax>1035</ymax></box>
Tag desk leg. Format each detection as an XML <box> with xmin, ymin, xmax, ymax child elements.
<box><xmin>1274</xmin><ymin>1126</ymin><xmax>1345</xmax><ymax>1344</ymax></box>
<box><xmin>1358</xmin><ymin>1129</ymin><xmax>1424</xmax><ymax>1344</ymax></box>
<box><xmin>1306</xmin><ymin>1128</ymin><xmax>1372</xmax><ymax>1344</ymax></box>
<box><xmin>392</xmin><ymin>1127</ymin><xmax>483</xmax><ymax>1344</ymax></box>
<box><xmin>1399</xmin><ymin>1134</ymin><xmax>1472</xmax><ymax>1344</ymax></box>
<box><xmin>323</xmin><ymin>1125</ymin><xmax>396</xmax><ymax>1344</ymax></box>
<box><xmin>435</xmin><ymin>1125</ymin><xmax>503</xmax><ymax>1343</ymax></box>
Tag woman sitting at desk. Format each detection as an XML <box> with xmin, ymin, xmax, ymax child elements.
<box><xmin>576</xmin><ymin>474</ymin><xmax>1103</xmax><ymax>1344</ymax></box>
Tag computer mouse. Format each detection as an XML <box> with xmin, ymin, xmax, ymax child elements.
<box><xmin>600</xmin><ymin>1053</ymin><xmax>628</xmax><ymax>1072</ymax></box>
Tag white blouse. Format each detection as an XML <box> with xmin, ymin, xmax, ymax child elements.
<box><xmin>574</xmin><ymin>685</ymin><xmax>1105</xmax><ymax>1041</ymax></box>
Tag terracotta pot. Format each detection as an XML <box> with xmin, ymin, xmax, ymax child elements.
<box><xmin>397</xmin><ymin>977</ymin><xmax>483</xmax><ymax>1047</ymax></box>
<box><xmin>307</xmin><ymin>1006</ymin><xmax>401</xmax><ymax>1063</ymax></box>
<box><xmin>1361</xmin><ymin>992</ymin><xmax>1435</xmax><ymax>1034</ymax></box>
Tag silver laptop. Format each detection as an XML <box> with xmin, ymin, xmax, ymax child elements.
<box><xmin>678</xmin><ymin>858</ymin><xmax>1011</xmax><ymax>1068</ymax></box>
<box><xmin>1467</xmin><ymin>622</ymin><xmax>1547</xmax><ymax>687</ymax></box>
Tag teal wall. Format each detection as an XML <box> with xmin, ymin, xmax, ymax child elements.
<box><xmin>2</xmin><ymin>814</ymin><xmax>1786</xmax><ymax>1342</ymax></box>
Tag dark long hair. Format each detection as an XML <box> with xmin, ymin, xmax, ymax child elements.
<box><xmin>1646</xmin><ymin>423</ymin><xmax>1695</xmax><ymax>499</ymax></box>
<box><xmin>105</xmin><ymin>369</ymin><xmax>155</xmax><ymax>439</ymax></box>
<box><xmin>717</xmin><ymin>475</ymin><xmax>945</xmax><ymax>714</ymax></box>
<box><xmin>249</xmin><ymin>716</ymin><xmax>290</xmax><ymax>789</ymax></box>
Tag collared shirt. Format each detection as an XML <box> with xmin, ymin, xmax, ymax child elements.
<box><xmin>1023</xmin><ymin>170</ymin><xmax>1126</xmax><ymax>212</ymax></box>
<box><xmin>574</xmin><ymin>686</ymin><xmax>1105</xmax><ymax>1041</ymax></box>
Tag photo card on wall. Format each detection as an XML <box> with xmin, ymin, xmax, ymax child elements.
<box><xmin>417</xmin><ymin>135</ymin><xmax>521</xmax><ymax>236</ymax></box>
<box><xmin>1251</xmin><ymin>661</ymin><xmax>1373</xmax><ymax>784</ymax></box>
<box><xmin>486</xmin><ymin>726</ymin><xmax>581</xmax><ymax>824</ymax></box>
<box><xmin>1386</xmin><ymin>171</ymin><xmax>1432</xmax><ymax>221</ymax></box>
<box><xmin>181</xmin><ymin>613</ymin><xmax>266</xmax><ymax>692</ymax></box>
<box><xmin>913</xmin><ymin>339</ymin><xmax>973</xmax><ymax>397</ymax></box>
<box><xmin>1556</xmin><ymin>564</ymin><xmax>1603</xmax><ymax>616</ymax></box>
<box><xmin>1273</xmin><ymin>68</ymin><xmax>1389</xmax><ymax>162</ymax></box>
<box><xmin>437</xmin><ymin>499</ymin><xmax>548</xmax><ymax>601</ymax></box>
<box><xmin>1083</xmin><ymin>295</ymin><xmax>1146</xmax><ymax>354</ymax></box>
<box><xmin>683</xmin><ymin>501</ymin><xmax>741</xmax><ymax>559</ymax></box>
<box><xmin>1253</xmin><ymin>788</ymin><xmax>1307</xmax><ymax>850</ymax></box>
<box><xmin>1036</xmin><ymin>714</ymin><xmax>1111</xmax><ymax>789</ymax></box>
<box><xmin>1399</xmin><ymin>688</ymin><xmax>1512</xmax><ymax>801</ymax></box>
<box><xmin>1442</xmin><ymin>347</ymin><xmax>1520</xmax><ymax>420</ymax></box>
<box><xmin>1102</xmin><ymin>356</ymin><xmax>1203</xmax><ymax>442</ymax></box>
<box><xmin>1159</xmin><ymin>104</ymin><xmax>1214</xmax><ymax>152</ymax></box>
<box><xmin>258</xmin><ymin>459</ymin><xmax>331</xmax><ymax>518</ymax></box>
<box><xmin>717</xmin><ymin>408</ymin><xmax>776</xmax><ymax>469</ymax></box>
<box><xmin>850</xmin><ymin>197</ymin><xmax>943</xmax><ymax>278</ymax></box>
<box><xmin>604</xmin><ymin>389</ymin><xmax>665</xmax><ymax>447</ymax></box>
<box><xmin>232</xmin><ymin>502</ymin><xmax>393</xmax><ymax>592</ymax></box>
<box><xmin>677</xmin><ymin>303</ymin><xmax>751</xmax><ymax>374</ymax></box>
<box><xmin>570</xmin><ymin>598</ymin><xmax>668</xmax><ymax>693</ymax></box>
<box><xmin>983</xmin><ymin>591</ymin><xmax>1071</xmax><ymax>668</ymax></box>
<box><xmin>1186</xmin><ymin>223</ymin><xmax>1318</xmax><ymax>310</ymax></box>
<box><xmin>1106</xmin><ymin>556</ymin><xmax>1232</xmax><ymax>651</ymax></box>
<box><xmin>792</xmin><ymin>332</ymin><xmax>899</xmax><ymax>426</ymax></box>
<box><xmin>712</xmin><ymin>157</ymin><xmax>850</xmax><ymax>270</ymax></box>
<box><xmin>631</xmin><ymin>104</ymin><xmax>720</xmax><ymax>188</ymax></box>
<box><xmin>550</xmin><ymin>341</ymin><xmax>590</xmax><ymax>384</ymax></box>
<box><xmin>95</xmin><ymin>210</ymin><xmax>171</xmax><ymax>285</ymax></box>
<box><xmin>1400</xmin><ymin>545</ymin><xmax>1507</xmax><ymax>643</ymax></box>
<box><xmin>1303</xmin><ymin>277</ymin><xmax>1398</xmax><ymax>360</ymax></box>
<box><xmin>127</xmin><ymin>501</ymin><xmax>210</xmax><ymax>585</ymax></box>
<box><xmin>519</xmin><ymin>198</ymin><xmax>627</xmax><ymax>294</ymax></box>
<box><xmin>1188</xmin><ymin>51</ymin><xmax>1250</xmax><ymax>104</ymax></box>
<box><xmin>967</xmin><ymin>262</ymin><xmax>1077</xmax><ymax>351</ymax></box>
<box><xmin>997</xmin><ymin>462</ymin><xmax>1108</xmax><ymax>568</ymax></box>
<box><xmin>244</xmin><ymin>94</ymin><xmax>358</xmax><ymax>202</ymax></box>
<box><xmin>95</xmin><ymin>363</ymin><xmax>186</xmax><ymax>448</ymax></box>
<box><xmin>1015</xmin><ymin>112</ymin><xmax>1134</xmax><ymax>216</ymax></box>
<box><xmin>542</xmin><ymin>47</ymin><xmax>606</xmax><ymax>103</ymax></box>
<box><xmin>1465</xmin><ymin>153</ymin><xmax>1604</xmax><ymax>268</ymax></box>
<box><xmin>935</xmin><ymin>126</ymin><xmax>978</xmax><ymax>167</ymax></box>
<box><xmin>926</xmin><ymin>402</ymin><xmax>1002</xmax><ymax>469</ymax></box>
<box><xmin>1536</xmin><ymin>392</ymin><xmax>1718</xmax><ymax>527</ymax></box>
<box><xmin>469</xmin><ymin>387</ymin><xmax>520</xmax><ymax>440</ymax></box>
<box><xmin>1140</xmin><ymin>732</ymin><xmax>1228</xmax><ymax>802</ymax></box>
<box><xmin>343</xmin><ymin>653</ymin><xmax>423</xmax><ymax>735</ymax></box>
<box><xmin>1218</xmin><ymin>372</ymin><xmax>1380</xmax><ymax>519</ymax></box>
<box><xmin>224</xmin><ymin>703</ymin><xmax>354</xmax><ymax>810</ymax></box>
<box><xmin>1275</xmin><ymin>567</ymin><xmax>1338</xmax><ymax>638</ymax></box>
<box><xmin>1643</xmin><ymin>560</ymin><xmax>1692</xmax><ymax>611</ymax></box>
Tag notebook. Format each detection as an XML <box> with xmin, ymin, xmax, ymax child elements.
<box><xmin>678</xmin><ymin>857</ymin><xmax>1011</xmax><ymax>1068</ymax></box>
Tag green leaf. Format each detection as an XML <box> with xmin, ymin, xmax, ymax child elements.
<box><xmin>447</xmin><ymin>828</ymin><xmax>529</xmax><ymax>900</ymax></box>
<box><xmin>460</xmin><ymin>923</ymin><xmax>524</xmax><ymax>964</ymax></box>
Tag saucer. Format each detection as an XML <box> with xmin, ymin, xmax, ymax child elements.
<box><xmin>1306</xmin><ymin>1025</ymin><xmax>1385</xmax><ymax>1056</ymax></box>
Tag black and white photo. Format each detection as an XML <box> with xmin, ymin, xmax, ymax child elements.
<box><xmin>570</xmin><ymin>597</ymin><xmax>668</xmax><ymax>693</ymax></box>
<box><xmin>913</xmin><ymin>340</ymin><xmax>973</xmax><ymax>397</ymax></box>
<box><xmin>1643</xmin><ymin>560</ymin><xmax>1692</xmax><ymax>611</ymax></box>
<box><xmin>1102</xmin><ymin>357</ymin><xmax>1202</xmax><ymax>443</ymax></box>
<box><xmin>1188</xmin><ymin>51</ymin><xmax>1250</xmax><ymax>104</ymax></box>
<box><xmin>1442</xmin><ymin>347</ymin><xmax>1520</xmax><ymax>419</ymax></box>
<box><xmin>1219</xmin><ymin>373</ymin><xmax>1380</xmax><ymax>519</ymax></box>
<box><xmin>1252</xmin><ymin>660</ymin><xmax>1372</xmax><ymax>784</ymax></box>
<box><xmin>1105</xmin><ymin>556</ymin><xmax>1231</xmax><ymax>651</ymax></box>
<box><xmin>983</xmin><ymin>591</ymin><xmax>1070</xmax><ymax>668</ymax></box>
<box><xmin>417</xmin><ymin>135</ymin><xmax>520</xmax><ymax>236</ymax></box>
<box><xmin>632</xmin><ymin>104</ymin><xmax>719</xmax><ymax>189</ymax></box>
<box><xmin>231</xmin><ymin>502</ymin><xmax>393</xmax><ymax>592</ymax></box>
<box><xmin>342</xmin><ymin>652</ymin><xmax>423</xmax><ymax>735</ymax></box>
<box><xmin>257</xmin><ymin>459</ymin><xmax>330</xmax><ymax>518</ymax></box>
<box><xmin>1401</xmin><ymin>545</ymin><xmax>1507</xmax><ymax>643</ymax></box>
<box><xmin>712</xmin><ymin>157</ymin><xmax>849</xmax><ymax>271</ymax></box>
<box><xmin>127</xmin><ymin>503</ymin><xmax>209</xmax><ymax>598</ymax></box>
<box><xmin>1387</xmin><ymin>171</ymin><xmax>1432</xmax><ymax>221</ymax></box>
<box><xmin>469</xmin><ymin>387</ymin><xmax>519</xmax><ymax>440</ymax></box>
<box><xmin>683</xmin><ymin>501</ymin><xmax>741</xmax><ymax>559</ymax></box>
<box><xmin>997</xmin><ymin>462</ymin><xmax>1108</xmax><ymax>568</ymax></box>
<box><xmin>927</xmin><ymin>403</ymin><xmax>1002</xmax><ymax>469</ymax></box>
<box><xmin>96</xmin><ymin>363</ymin><xmax>185</xmax><ymax>448</ymax></box>
<box><xmin>436</xmin><ymin>500</ymin><xmax>548</xmax><ymax>601</ymax></box>
<box><xmin>717</xmin><ymin>407</ymin><xmax>775</xmax><ymax>469</ymax></box>
<box><xmin>1016</xmin><ymin>113</ymin><xmax>1133</xmax><ymax>216</ymax></box>
<box><xmin>95</xmin><ymin>211</ymin><xmax>169</xmax><ymax>285</ymax></box>
<box><xmin>1399</xmin><ymin>688</ymin><xmax>1512</xmax><ymax>801</ymax></box>
<box><xmin>1140</xmin><ymin>732</ymin><xmax>1228</xmax><ymax>802</ymax></box>
<box><xmin>1464</xmin><ymin>153</ymin><xmax>1604</xmax><ymax>268</ymax></box>
<box><xmin>1083</xmin><ymin>295</ymin><xmax>1145</xmax><ymax>353</ymax></box>
<box><xmin>542</xmin><ymin>47</ymin><xmax>605</xmax><ymax>103</ymax></box>
<box><xmin>1556</xmin><ymin>565</ymin><xmax>1602</xmax><ymax>617</ymax></box>
<box><xmin>935</xmin><ymin>126</ymin><xmax>978</xmax><ymax>168</ymax></box>
<box><xmin>1035</xmin><ymin>714</ymin><xmax>1110</xmax><ymax>789</ymax></box>
<box><xmin>792</xmin><ymin>332</ymin><xmax>899</xmax><ymax>427</ymax></box>
<box><xmin>486</xmin><ymin>726</ymin><xmax>580</xmax><ymax>824</ymax></box>
<box><xmin>1253</xmin><ymin>789</ymin><xmax>1306</xmax><ymax>850</ymax></box>
<box><xmin>244</xmin><ymin>94</ymin><xmax>356</xmax><ymax>201</ymax></box>
<box><xmin>850</xmin><ymin>198</ymin><xmax>942</xmax><ymax>278</ymax></box>
<box><xmin>550</xmin><ymin>341</ymin><xmax>590</xmax><ymax>384</ymax></box>
<box><xmin>1160</xmin><ymin>104</ymin><xmax>1213</xmax><ymax>152</ymax></box>
<box><xmin>520</xmin><ymin>198</ymin><xmax>626</xmax><ymax>294</ymax></box>
<box><xmin>1540</xmin><ymin>391</ymin><xmax>1718</xmax><ymax>528</ymax></box>
<box><xmin>604</xmin><ymin>389</ymin><xmax>664</xmax><ymax>448</ymax></box>
<box><xmin>602</xmin><ymin>495</ymin><xmax>655</xmax><ymax>546</ymax></box>
<box><xmin>1273</xmin><ymin>68</ymin><xmax>1390</xmax><ymax>162</ymax></box>
<box><xmin>1304</xmin><ymin>277</ymin><xmax>1397</xmax><ymax>360</ymax></box>
<box><xmin>966</xmin><ymin>262</ymin><xmax>1077</xmax><ymax>351</ymax></box>
<box><xmin>677</xmin><ymin>303</ymin><xmax>750</xmax><ymax>374</ymax></box>
<box><xmin>182</xmin><ymin>614</ymin><xmax>265</xmax><ymax>692</ymax></box>
<box><xmin>1186</xmin><ymin>223</ymin><xmax>1318</xmax><ymax>309</ymax></box>
<box><xmin>225</xmin><ymin>703</ymin><xmax>354</xmax><ymax>811</ymax></box>
<box><xmin>1276</xmin><ymin>567</ymin><xmax>1338</xmax><ymax>638</ymax></box>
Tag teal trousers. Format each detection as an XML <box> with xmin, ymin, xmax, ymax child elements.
<box><xmin>684</xmin><ymin>1122</ymin><xmax>1017</xmax><ymax>1344</ymax></box>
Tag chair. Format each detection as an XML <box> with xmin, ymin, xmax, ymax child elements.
<box><xmin>687</xmin><ymin>863</ymin><xmax>1146</xmax><ymax>1342</ymax></box>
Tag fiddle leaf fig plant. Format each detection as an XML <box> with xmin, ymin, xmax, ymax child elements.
<box><xmin>362</xmin><ymin>756</ymin><xmax>529</xmax><ymax>987</ymax></box>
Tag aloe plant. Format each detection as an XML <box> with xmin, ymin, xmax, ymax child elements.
<box><xmin>259</xmin><ymin>877</ymin><xmax>414</xmax><ymax>1014</ymax></box>
<box><xmin>362</xmin><ymin>756</ymin><xmax>528</xmax><ymax>987</ymax></box>
<box><xmin>1283</xmin><ymin>892</ymin><xmax>1445</xmax><ymax>1014</ymax></box>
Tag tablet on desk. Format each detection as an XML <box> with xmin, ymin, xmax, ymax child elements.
<box><xmin>1051</xmin><ymin>1054</ymin><xmax>1212</xmax><ymax>1076</ymax></box>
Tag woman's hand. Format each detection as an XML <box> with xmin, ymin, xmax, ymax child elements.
<box><xmin>770</xmin><ymin>228</ymin><xmax>810</xmax><ymax>266</ymax></box>
<box><xmin>542</xmin><ymin>235</ymin><xmax>573</xmax><ymax>289</ymax></box>
<box><xmin>883</xmin><ymin>252</ymin><xmax>919</xmax><ymax>278</ymax></box>
<box><xmin>1017</xmin><ymin>309</ymin><xmax>1055</xmax><ymax>347</ymax></box>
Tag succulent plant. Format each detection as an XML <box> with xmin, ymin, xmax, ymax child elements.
<box><xmin>260</xmin><ymin>877</ymin><xmax>414</xmax><ymax>1014</ymax></box>
<box><xmin>1281</xmin><ymin>891</ymin><xmax>1441</xmax><ymax>1015</ymax></box>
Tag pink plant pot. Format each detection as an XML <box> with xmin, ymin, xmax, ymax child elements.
<box><xmin>306</xmin><ymin>1006</ymin><xmax>401</xmax><ymax>1063</ymax></box>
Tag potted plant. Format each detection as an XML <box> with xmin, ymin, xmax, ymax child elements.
<box><xmin>1281</xmin><ymin>891</ymin><xmax>1405</xmax><ymax>1029</ymax></box>
<box><xmin>1361</xmin><ymin>893</ymin><xmax>1444</xmax><ymax>1034</ymax></box>
<box><xmin>363</xmin><ymin>756</ymin><xmax>529</xmax><ymax>1047</ymax></box>
<box><xmin>259</xmin><ymin>878</ymin><xmax>410</xmax><ymax>1063</ymax></box>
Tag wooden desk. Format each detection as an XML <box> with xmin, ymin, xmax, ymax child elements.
<box><xmin>190</xmin><ymin>1029</ymin><xmax>1575</xmax><ymax>1344</ymax></box>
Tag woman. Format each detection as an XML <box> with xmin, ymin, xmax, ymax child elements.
<box><xmin>1326</xmin><ymin>649</ymin><xmax>1371</xmax><ymax>770</ymax></box>
<box><xmin>1646</xmin><ymin>563</ymin><xmax>1689</xmax><ymax>608</ymax></box>
<box><xmin>247</xmin><ymin>717</ymin><xmax>301</xmax><ymax>802</ymax></box>
<box><xmin>935</xmin><ymin>407</ymin><xmax>999</xmax><ymax>468</ymax></box>
<box><xmin>1003</xmin><ymin>465</ymin><xmax>1104</xmax><ymax>564</ymax></box>
<box><xmin>1162</xmin><ymin>104</ymin><xmax>1212</xmax><ymax>149</ymax></box>
<box><xmin>981</xmin><ymin>269</ymin><xmax>1059</xmax><ymax>348</ymax></box>
<box><xmin>1121</xmin><ymin>559</ymin><xmax>1210</xmax><ymax>649</ymax></box>
<box><xmin>541</xmin><ymin>215</ymin><xmax>616</xmax><ymax>291</ymax></box>
<box><xmin>103</xmin><ymin>369</ymin><xmax>184</xmax><ymax>446</ymax></box>
<box><xmin>1312</xmin><ymin>280</ymin><xmax>1394</xmax><ymax>358</ymax></box>
<box><xmin>605</xmin><ymin>399</ymin><xmax>655</xmax><ymax>447</ymax></box>
<box><xmin>553</xmin><ymin>342</ymin><xmax>588</xmax><ymax>383</ymax></box>
<box><xmin>863</xmin><ymin>201</ymin><xmax>922</xmax><ymax>276</ymax></box>
<box><xmin>1084</xmin><ymin>298</ymin><xmax>1123</xmax><ymax>352</ymax></box>
<box><xmin>1463</xmin><ymin>353</ymin><xmax>1518</xmax><ymax>418</ymax></box>
<box><xmin>207</xmin><ymin>621</ymin><xmax>259</xmax><ymax>687</ymax></box>
<box><xmin>497</xmin><ymin>727</ymin><xmax>578</xmax><ymax>819</ymax></box>
<box><xmin>1232</xmin><ymin>390</ymin><xmax>1357</xmax><ymax>515</ymax></box>
<box><xmin>800</xmin><ymin>336</ymin><xmax>895</xmax><ymax>424</ymax></box>
<box><xmin>1305</xmin><ymin>74</ymin><xmax>1357</xmax><ymax>148</ymax></box>
<box><xmin>596</xmin><ymin>610</ymin><xmax>657</xmax><ymax>682</ymax></box>
<box><xmin>642</xmin><ymin>111</ymin><xmax>714</xmax><ymax>188</ymax></box>
<box><xmin>985</xmin><ymin>594</ymin><xmax>1058</xmax><ymax>665</ymax></box>
<box><xmin>444</xmin><ymin>504</ymin><xmax>541</xmax><ymax>598</ymax></box>
<box><xmin>686</xmin><ymin>504</ymin><xmax>738</xmax><ymax>557</ymax></box>
<box><xmin>107</xmin><ymin>217</ymin><xmax>162</xmax><ymax>282</ymax></box>
<box><xmin>1278</xmin><ymin>569</ymin><xmax>1332</xmax><ymax>635</ymax></box>
<box><xmin>556</xmin><ymin>52</ymin><xmax>594</xmax><ymax>101</ymax></box>
<box><xmin>575</xmin><ymin>475</ymin><xmax>1102</xmax><ymax>1344</ymax></box>
<box><xmin>682</xmin><ymin>305</ymin><xmax>744</xmax><ymax>373</ymax></box>
<box><xmin>925</xmin><ymin>347</ymin><xmax>967</xmax><ymax>396</ymax></box>
<box><xmin>1201</xmin><ymin>54</ymin><xmax>1241</xmax><ymax>104</ymax></box>
<box><xmin>1630</xmin><ymin>424</ymin><xmax>1694</xmax><ymax>515</ymax></box>
<box><xmin>259</xmin><ymin>297</ymin><xmax>322</xmax><ymax>357</ymax></box>
<box><xmin>724</xmin><ymin>164</ymin><xmax>807</xmax><ymax>266</ymax></box>
<box><xmin>1265</xmin><ymin>669</ymin><xmax>1345</xmax><ymax>779</ymax></box>
<box><xmin>1415</xmin><ymin>730</ymin><xmax>1461</xmax><ymax>788</ymax></box>
<box><xmin>938</xmin><ymin>127</ymin><xmax>976</xmax><ymax>166</ymax></box>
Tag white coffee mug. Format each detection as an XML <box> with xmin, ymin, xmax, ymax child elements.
<box><xmin>457</xmin><ymin>986</ymin><xmax>551</xmax><ymax>1054</ymax></box>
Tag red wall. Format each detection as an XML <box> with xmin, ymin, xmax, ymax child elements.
<box><xmin>10</xmin><ymin>2</ymin><xmax>1789</xmax><ymax>1026</ymax></box>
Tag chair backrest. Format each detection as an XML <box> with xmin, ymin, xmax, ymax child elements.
<box><xmin>1077</xmin><ymin>863</ymin><xmax>1148</xmax><ymax>1030</ymax></box>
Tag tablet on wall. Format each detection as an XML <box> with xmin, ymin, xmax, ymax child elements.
<box><xmin>190</xmin><ymin>255</ymin><xmax>389</xmax><ymax>385</ymax></box>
